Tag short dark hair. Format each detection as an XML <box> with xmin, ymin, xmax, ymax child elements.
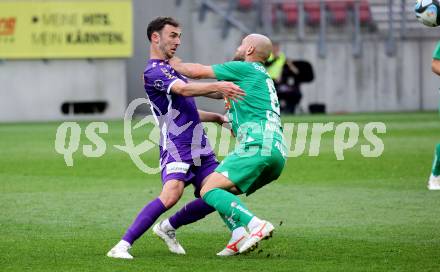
<box><xmin>147</xmin><ymin>17</ymin><xmax>180</xmax><ymax>42</ymax></box>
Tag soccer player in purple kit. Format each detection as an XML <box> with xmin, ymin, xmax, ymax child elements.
<box><xmin>107</xmin><ymin>17</ymin><xmax>244</xmax><ymax>259</ymax></box>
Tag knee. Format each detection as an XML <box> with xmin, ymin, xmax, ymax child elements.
<box><xmin>160</xmin><ymin>182</ymin><xmax>184</xmax><ymax>208</ymax></box>
<box><xmin>200</xmin><ymin>185</ymin><xmax>210</xmax><ymax>198</ymax></box>
<box><xmin>200</xmin><ymin>185</ymin><xmax>240</xmax><ymax>198</ymax></box>
<box><xmin>200</xmin><ymin>182</ymin><xmax>219</xmax><ymax>198</ymax></box>
<box><xmin>159</xmin><ymin>191</ymin><xmax>182</xmax><ymax>208</ymax></box>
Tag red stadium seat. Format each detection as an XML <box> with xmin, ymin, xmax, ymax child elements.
<box><xmin>344</xmin><ymin>0</ymin><xmax>355</xmax><ymax>9</ymax></box>
<box><xmin>282</xmin><ymin>3</ymin><xmax>298</xmax><ymax>26</ymax></box>
<box><xmin>345</xmin><ymin>0</ymin><xmax>372</xmax><ymax>24</ymax></box>
<box><xmin>304</xmin><ymin>2</ymin><xmax>320</xmax><ymax>26</ymax></box>
<box><xmin>327</xmin><ymin>1</ymin><xmax>347</xmax><ymax>11</ymax></box>
<box><xmin>359</xmin><ymin>0</ymin><xmax>372</xmax><ymax>24</ymax></box>
<box><xmin>327</xmin><ymin>1</ymin><xmax>348</xmax><ymax>25</ymax></box>
<box><xmin>238</xmin><ymin>0</ymin><xmax>253</xmax><ymax>11</ymax></box>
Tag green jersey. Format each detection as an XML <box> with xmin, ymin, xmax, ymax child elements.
<box><xmin>433</xmin><ymin>41</ymin><xmax>440</xmax><ymax>60</ymax></box>
<box><xmin>212</xmin><ymin>61</ymin><xmax>284</xmax><ymax>144</ymax></box>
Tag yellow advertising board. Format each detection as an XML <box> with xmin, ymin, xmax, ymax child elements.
<box><xmin>0</xmin><ymin>0</ymin><xmax>132</xmax><ymax>59</ymax></box>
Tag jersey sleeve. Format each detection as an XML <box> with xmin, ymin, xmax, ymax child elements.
<box><xmin>144</xmin><ymin>66</ymin><xmax>182</xmax><ymax>94</ymax></box>
<box><xmin>433</xmin><ymin>42</ymin><xmax>440</xmax><ymax>60</ymax></box>
<box><xmin>212</xmin><ymin>61</ymin><xmax>248</xmax><ymax>81</ymax></box>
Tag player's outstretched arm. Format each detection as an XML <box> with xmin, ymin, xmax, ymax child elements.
<box><xmin>171</xmin><ymin>80</ymin><xmax>244</xmax><ymax>101</ymax></box>
<box><xmin>198</xmin><ymin>110</ymin><xmax>227</xmax><ymax>125</ymax></box>
<box><xmin>203</xmin><ymin>92</ymin><xmax>224</xmax><ymax>99</ymax></box>
<box><xmin>170</xmin><ymin>57</ymin><xmax>216</xmax><ymax>79</ymax></box>
<box><xmin>432</xmin><ymin>59</ymin><xmax>440</xmax><ymax>76</ymax></box>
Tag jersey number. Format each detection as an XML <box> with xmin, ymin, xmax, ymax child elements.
<box><xmin>266</xmin><ymin>78</ymin><xmax>280</xmax><ymax>116</ymax></box>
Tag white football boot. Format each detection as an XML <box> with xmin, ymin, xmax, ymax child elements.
<box><xmin>217</xmin><ymin>232</ymin><xmax>249</xmax><ymax>256</ymax></box>
<box><xmin>239</xmin><ymin>220</ymin><xmax>274</xmax><ymax>254</ymax></box>
<box><xmin>428</xmin><ymin>174</ymin><xmax>440</xmax><ymax>190</ymax></box>
<box><xmin>153</xmin><ymin>221</ymin><xmax>186</xmax><ymax>254</ymax></box>
<box><xmin>106</xmin><ymin>240</ymin><xmax>133</xmax><ymax>259</ymax></box>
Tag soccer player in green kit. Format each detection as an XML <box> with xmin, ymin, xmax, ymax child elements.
<box><xmin>170</xmin><ymin>34</ymin><xmax>287</xmax><ymax>254</ymax></box>
<box><xmin>428</xmin><ymin>41</ymin><xmax>440</xmax><ymax>190</ymax></box>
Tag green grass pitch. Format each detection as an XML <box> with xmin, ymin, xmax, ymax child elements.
<box><xmin>1</xmin><ymin>112</ymin><xmax>440</xmax><ymax>271</ymax></box>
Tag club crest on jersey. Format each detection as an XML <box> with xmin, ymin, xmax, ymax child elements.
<box><xmin>154</xmin><ymin>79</ymin><xmax>165</xmax><ymax>91</ymax></box>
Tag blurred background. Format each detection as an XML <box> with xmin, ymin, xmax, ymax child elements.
<box><xmin>1</xmin><ymin>0</ymin><xmax>440</xmax><ymax>122</ymax></box>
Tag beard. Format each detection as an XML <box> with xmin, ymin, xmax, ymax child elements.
<box><xmin>233</xmin><ymin>55</ymin><xmax>244</xmax><ymax>61</ymax></box>
<box><xmin>164</xmin><ymin>51</ymin><xmax>174</xmax><ymax>59</ymax></box>
<box><xmin>159</xmin><ymin>43</ymin><xmax>174</xmax><ymax>59</ymax></box>
<box><xmin>232</xmin><ymin>52</ymin><xmax>245</xmax><ymax>61</ymax></box>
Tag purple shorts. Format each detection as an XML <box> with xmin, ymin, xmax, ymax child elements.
<box><xmin>161</xmin><ymin>154</ymin><xmax>219</xmax><ymax>197</ymax></box>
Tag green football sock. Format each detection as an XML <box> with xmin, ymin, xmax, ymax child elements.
<box><xmin>203</xmin><ymin>188</ymin><xmax>254</xmax><ymax>226</ymax></box>
<box><xmin>432</xmin><ymin>143</ymin><xmax>440</xmax><ymax>177</ymax></box>
<box><xmin>219</xmin><ymin>212</ymin><xmax>246</xmax><ymax>232</ymax></box>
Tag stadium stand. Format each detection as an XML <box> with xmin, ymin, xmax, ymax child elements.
<box><xmin>238</xmin><ymin>0</ymin><xmax>253</xmax><ymax>10</ymax></box>
<box><xmin>304</xmin><ymin>2</ymin><xmax>321</xmax><ymax>26</ymax></box>
<box><xmin>281</xmin><ymin>3</ymin><xmax>298</xmax><ymax>26</ymax></box>
<box><xmin>359</xmin><ymin>0</ymin><xmax>372</xmax><ymax>24</ymax></box>
<box><xmin>327</xmin><ymin>1</ymin><xmax>348</xmax><ymax>25</ymax></box>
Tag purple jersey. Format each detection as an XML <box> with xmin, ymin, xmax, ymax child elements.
<box><xmin>143</xmin><ymin>59</ymin><xmax>213</xmax><ymax>168</ymax></box>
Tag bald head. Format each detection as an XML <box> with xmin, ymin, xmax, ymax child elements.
<box><xmin>244</xmin><ymin>34</ymin><xmax>273</xmax><ymax>61</ymax></box>
<box><xmin>233</xmin><ymin>33</ymin><xmax>273</xmax><ymax>62</ymax></box>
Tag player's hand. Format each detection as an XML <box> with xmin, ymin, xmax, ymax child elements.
<box><xmin>218</xmin><ymin>115</ymin><xmax>235</xmax><ymax>137</ymax></box>
<box><xmin>216</xmin><ymin>114</ymin><xmax>228</xmax><ymax>125</ymax></box>
<box><xmin>214</xmin><ymin>82</ymin><xmax>245</xmax><ymax>102</ymax></box>
<box><xmin>221</xmin><ymin>121</ymin><xmax>235</xmax><ymax>137</ymax></box>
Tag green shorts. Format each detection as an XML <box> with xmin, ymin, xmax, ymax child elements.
<box><xmin>215</xmin><ymin>138</ymin><xmax>286</xmax><ymax>196</ymax></box>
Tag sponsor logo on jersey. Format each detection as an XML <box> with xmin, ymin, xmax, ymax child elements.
<box><xmin>166</xmin><ymin>162</ymin><xmax>190</xmax><ymax>174</ymax></box>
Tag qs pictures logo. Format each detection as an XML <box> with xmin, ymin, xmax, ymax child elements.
<box><xmin>54</xmin><ymin>98</ymin><xmax>163</xmax><ymax>174</ymax></box>
<box><xmin>55</xmin><ymin>99</ymin><xmax>387</xmax><ymax>174</ymax></box>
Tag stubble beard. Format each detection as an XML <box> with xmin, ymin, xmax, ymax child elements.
<box><xmin>232</xmin><ymin>54</ymin><xmax>245</xmax><ymax>61</ymax></box>
<box><xmin>159</xmin><ymin>43</ymin><xmax>173</xmax><ymax>60</ymax></box>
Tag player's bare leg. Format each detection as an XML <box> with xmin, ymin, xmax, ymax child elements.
<box><xmin>200</xmin><ymin>172</ymin><xmax>274</xmax><ymax>254</ymax></box>
<box><xmin>107</xmin><ymin>180</ymin><xmax>185</xmax><ymax>259</ymax></box>
<box><xmin>156</xmin><ymin>175</ymin><xmax>245</xmax><ymax>256</ymax></box>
